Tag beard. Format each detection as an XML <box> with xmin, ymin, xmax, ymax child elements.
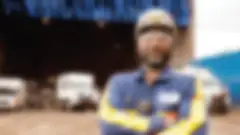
<box><xmin>139</xmin><ymin>52</ymin><xmax>171</xmax><ymax>70</ymax></box>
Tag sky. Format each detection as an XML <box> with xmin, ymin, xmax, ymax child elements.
<box><xmin>194</xmin><ymin>0</ymin><xmax>240</xmax><ymax>59</ymax></box>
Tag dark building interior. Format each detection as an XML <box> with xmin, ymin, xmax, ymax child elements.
<box><xmin>2</xmin><ymin>15</ymin><xmax>137</xmax><ymax>87</ymax></box>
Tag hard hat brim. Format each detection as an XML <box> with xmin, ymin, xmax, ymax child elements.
<box><xmin>135</xmin><ymin>24</ymin><xmax>175</xmax><ymax>37</ymax></box>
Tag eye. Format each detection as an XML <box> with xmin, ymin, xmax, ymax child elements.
<box><xmin>137</xmin><ymin>31</ymin><xmax>173</xmax><ymax>50</ymax></box>
<box><xmin>138</xmin><ymin>35</ymin><xmax>151</xmax><ymax>49</ymax></box>
<box><xmin>156</xmin><ymin>32</ymin><xmax>172</xmax><ymax>42</ymax></box>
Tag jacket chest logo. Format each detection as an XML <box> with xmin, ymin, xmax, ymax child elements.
<box><xmin>137</xmin><ymin>100</ymin><xmax>152</xmax><ymax>114</ymax></box>
<box><xmin>157</xmin><ymin>91</ymin><xmax>181</xmax><ymax>105</ymax></box>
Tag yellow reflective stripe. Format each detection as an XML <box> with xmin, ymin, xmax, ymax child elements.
<box><xmin>98</xmin><ymin>90</ymin><xmax>150</xmax><ymax>132</ymax></box>
<box><xmin>158</xmin><ymin>79</ymin><xmax>206</xmax><ymax>135</ymax></box>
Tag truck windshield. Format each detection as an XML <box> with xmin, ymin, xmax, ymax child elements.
<box><xmin>60</xmin><ymin>82</ymin><xmax>90</xmax><ymax>90</ymax></box>
<box><xmin>203</xmin><ymin>79</ymin><xmax>219</xmax><ymax>87</ymax></box>
<box><xmin>0</xmin><ymin>88</ymin><xmax>18</xmax><ymax>94</ymax></box>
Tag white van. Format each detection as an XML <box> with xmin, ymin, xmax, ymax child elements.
<box><xmin>56</xmin><ymin>72</ymin><xmax>100</xmax><ymax>111</ymax></box>
<box><xmin>178</xmin><ymin>66</ymin><xmax>231</xmax><ymax>114</ymax></box>
<box><xmin>0</xmin><ymin>77</ymin><xmax>27</xmax><ymax>110</ymax></box>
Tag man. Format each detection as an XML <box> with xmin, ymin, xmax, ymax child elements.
<box><xmin>99</xmin><ymin>8</ymin><xmax>208</xmax><ymax>135</ymax></box>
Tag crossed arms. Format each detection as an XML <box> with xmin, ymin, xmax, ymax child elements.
<box><xmin>99</xmin><ymin>76</ymin><xmax>206</xmax><ymax>135</ymax></box>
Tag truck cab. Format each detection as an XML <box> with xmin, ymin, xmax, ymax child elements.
<box><xmin>0</xmin><ymin>77</ymin><xmax>27</xmax><ymax>111</ymax></box>
<box><xmin>56</xmin><ymin>72</ymin><xmax>100</xmax><ymax>111</ymax></box>
<box><xmin>178</xmin><ymin>66</ymin><xmax>231</xmax><ymax>114</ymax></box>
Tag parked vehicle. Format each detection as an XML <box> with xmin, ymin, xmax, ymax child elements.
<box><xmin>0</xmin><ymin>77</ymin><xmax>27</xmax><ymax>111</ymax></box>
<box><xmin>179</xmin><ymin>66</ymin><xmax>231</xmax><ymax>115</ymax></box>
<box><xmin>56</xmin><ymin>72</ymin><xmax>100</xmax><ymax>111</ymax></box>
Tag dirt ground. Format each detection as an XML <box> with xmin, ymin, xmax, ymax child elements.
<box><xmin>0</xmin><ymin>110</ymin><xmax>240</xmax><ymax>135</ymax></box>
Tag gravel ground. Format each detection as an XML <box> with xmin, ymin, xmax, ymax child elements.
<box><xmin>0</xmin><ymin>110</ymin><xmax>240</xmax><ymax>135</ymax></box>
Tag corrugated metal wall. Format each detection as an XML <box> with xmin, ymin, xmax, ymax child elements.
<box><xmin>3</xmin><ymin>0</ymin><xmax>190</xmax><ymax>26</ymax></box>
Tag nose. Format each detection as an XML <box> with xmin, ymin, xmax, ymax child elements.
<box><xmin>150</xmin><ymin>38</ymin><xmax>159</xmax><ymax>50</ymax></box>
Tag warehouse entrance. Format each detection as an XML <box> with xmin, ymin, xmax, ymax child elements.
<box><xmin>2</xmin><ymin>16</ymin><xmax>136</xmax><ymax>87</ymax></box>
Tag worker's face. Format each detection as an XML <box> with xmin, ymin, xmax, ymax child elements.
<box><xmin>137</xmin><ymin>30</ymin><xmax>173</xmax><ymax>70</ymax></box>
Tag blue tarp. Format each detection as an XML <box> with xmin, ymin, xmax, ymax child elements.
<box><xmin>192</xmin><ymin>52</ymin><xmax>240</xmax><ymax>105</ymax></box>
<box><xmin>2</xmin><ymin>0</ymin><xmax>190</xmax><ymax>26</ymax></box>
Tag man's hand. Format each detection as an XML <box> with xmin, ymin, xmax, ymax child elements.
<box><xmin>149</xmin><ymin>113</ymin><xmax>176</xmax><ymax>135</ymax></box>
<box><xmin>164</xmin><ymin>114</ymin><xmax>177</xmax><ymax>127</ymax></box>
<box><xmin>148</xmin><ymin>117</ymin><xmax>176</xmax><ymax>135</ymax></box>
<box><xmin>158</xmin><ymin>112</ymin><xmax>177</xmax><ymax>128</ymax></box>
<box><xmin>165</xmin><ymin>113</ymin><xmax>177</xmax><ymax>127</ymax></box>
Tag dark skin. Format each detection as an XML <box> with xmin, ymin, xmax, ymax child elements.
<box><xmin>136</xmin><ymin>30</ymin><xmax>173</xmax><ymax>85</ymax></box>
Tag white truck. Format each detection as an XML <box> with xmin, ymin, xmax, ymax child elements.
<box><xmin>178</xmin><ymin>66</ymin><xmax>231</xmax><ymax>114</ymax></box>
<box><xmin>56</xmin><ymin>72</ymin><xmax>100</xmax><ymax>111</ymax></box>
<box><xmin>0</xmin><ymin>77</ymin><xmax>27</xmax><ymax>111</ymax></box>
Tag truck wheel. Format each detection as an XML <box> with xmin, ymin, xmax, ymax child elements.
<box><xmin>18</xmin><ymin>104</ymin><xmax>26</xmax><ymax>112</ymax></box>
<box><xmin>62</xmin><ymin>104</ymin><xmax>73</xmax><ymax>112</ymax></box>
<box><xmin>85</xmin><ymin>101</ymin><xmax>97</xmax><ymax>111</ymax></box>
<box><xmin>217</xmin><ymin>103</ymin><xmax>230</xmax><ymax>115</ymax></box>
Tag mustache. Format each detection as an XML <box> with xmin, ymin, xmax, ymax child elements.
<box><xmin>137</xmin><ymin>52</ymin><xmax>171</xmax><ymax>62</ymax></box>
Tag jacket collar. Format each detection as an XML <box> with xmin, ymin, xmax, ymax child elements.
<box><xmin>134</xmin><ymin>66</ymin><xmax>173</xmax><ymax>83</ymax></box>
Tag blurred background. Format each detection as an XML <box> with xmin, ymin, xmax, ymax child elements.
<box><xmin>0</xmin><ymin>0</ymin><xmax>239</xmax><ymax>135</ymax></box>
